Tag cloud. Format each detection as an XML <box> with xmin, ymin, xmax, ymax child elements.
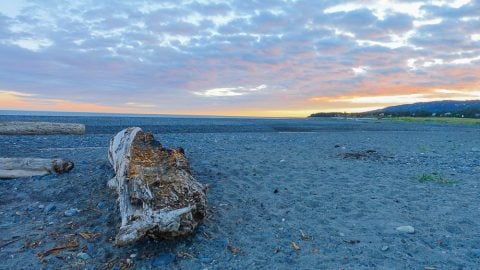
<box><xmin>192</xmin><ymin>84</ymin><xmax>267</xmax><ymax>97</ymax></box>
<box><xmin>0</xmin><ymin>0</ymin><xmax>479</xmax><ymax>116</ymax></box>
<box><xmin>125</xmin><ymin>102</ymin><xmax>155</xmax><ymax>108</ymax></box>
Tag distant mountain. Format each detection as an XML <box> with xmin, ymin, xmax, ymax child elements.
<box><xmin>309</xmin><ymin>100</ymin><xmax>480</xmax><ymax>118</ymax></box>
<box><xmin>374</xmin><ymin>100</ymin><xmax>480</xmax><ymax>114</ymax></box>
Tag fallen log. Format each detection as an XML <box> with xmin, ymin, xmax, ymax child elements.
<box><xmin>0</xmin><ymin>122</ymin><xmax>85</xmax><ymax>135</ymax></box>
<box><xmin>108</xmin><ymin>127</ymin><xmax>207</xmax><ymax>245</ymax></box>
<box><xmin>0</xmin><ymin>158</ymin><xmax>74</xmax><ymax>179</ymax></box>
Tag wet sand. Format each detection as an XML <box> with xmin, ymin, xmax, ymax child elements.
<box><xmin>1</xmin><ymin>116</ymin><xmax>479</xmax><ymax>269</ymax></box>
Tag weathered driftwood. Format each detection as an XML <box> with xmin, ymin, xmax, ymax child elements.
<box><xmin>0</xmin><ymin>158</ymin><xmax>74</xmax><ymax>179</ymax></box>
<box><xmin>0</xmin><ymin>122</ymin><xmax>85</xmax><ymax>135</ymax></box>
<box><xmin>108</xmin><ymin>127</ymin><xmax>207</xmax><ymax>245</ymax></box>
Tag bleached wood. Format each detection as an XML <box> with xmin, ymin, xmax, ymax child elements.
<box><xmin>108</xmin><ymin>127</ymin><xmax>207</xmax><ymax>245</ymax></box>
<box><xmin>0</xmin><ymin>122</ymin><xmax>85</xmax><ymax>135</ymax></box>
<box><xmin>0</xmin><ymin>158</ymin><xmax>74</xmax><ymax>179</ymax></box>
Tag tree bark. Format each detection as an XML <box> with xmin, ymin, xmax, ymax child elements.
<box><xmin>108</xmin><ymin>127</ymin><xmax>207</xmax><ymax>245</ymax></box>
<box><xmin>0</xmin><ymin>158</ymin><xmax>74</xmax><ymax>179</ymax></box>
<box><xmin>0</xmin><ymin>122</ymin><xmax>85</xmax><ymax>135</ymax></box>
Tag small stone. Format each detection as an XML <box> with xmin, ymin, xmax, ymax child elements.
<box><xmin>97</xmin><ymin>202</ymin><xmax>107</xmax><ymax>209</ymax></box>
<box><xmin>45</xmin><ymin>203</ymin><xmax>56</xmax><ymax>212</ymax></box>
<box><xmin>471</xmin><ymin>147</ymin><xmax>479</xmax><ymax>152</ymax></box>
<box><xmin>472</xmin><ymin>249</ymin><xmax>480</xmax><ymax>257</ymax></box>
<box><xmin>77</xmin><ymin>252</ymin><xmax>91</xmax><ymax>260</ymax></box>
<box><xmin>38</xmin><ymin>204</ymin><xmax>45</xmax><ymax>209</ymax></box>
<box><xmin>381</xmin><ymin>245</ymin><xmax>389</xmax><ymax>251</ymax></box>
<box><xmin>64</xmin><ymin>208</ymin><xmax>80</xmax><ymax>217</ymax></box>
<box><xmin>396</xmin><ymin>225</ymin><xmax>415</xmax><ymax>234</ymax></box>
<box><xmin>130</xmin><ymin>253</ymin><xmax>137</xmax><ymax>258</ymax></box>
<box><xmin>152</xmin><ymin>253</ymin><xmax>175</xmax><ymax>267</ymax></box>
<box><xmin>424</xmin><ymin>267</ymin><xmax>436</xmax><ymax>270</ymax></box>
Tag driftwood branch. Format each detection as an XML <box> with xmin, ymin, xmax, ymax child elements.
<box><xmin>0</xmin><ymin>122</ymin><xmax>85</xmax><ymax>135</ymax></box>
<box><xmin>0</xmin><ymin>158</ymin><xmax>74</xmax><ymax>179</ymax></box>
<box><xmin>108</xmin><ymin>127</ymin><xmax>207</xmax><ymax>245</ymax></box>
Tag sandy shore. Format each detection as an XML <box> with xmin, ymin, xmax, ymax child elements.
<box><xmin>0</xmin><ymin>116</ymin><xmax>479</xmax><ymax>269</ymax></box>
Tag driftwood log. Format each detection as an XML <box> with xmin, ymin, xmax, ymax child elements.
<box><xmin>0</xmin><ymin>122</ymin><xmax>85</xmax><ymax>135</ymax></box>
<box><xmin>0</xmin><ymin>158</ymin><xmax>74</xmax><ymax>179</ymax></box>
<box><xmin>108</xmin><ymin>127</ymin><xmax>207</xmax><ymax>245</ymax></box>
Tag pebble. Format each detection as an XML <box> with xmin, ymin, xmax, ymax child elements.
<box><xmin>64</xmin><ymin>208</ymin><xmax>80</xmax><ymax>217</ymax></box>
<box><xmin>396</xmin><ymin>225</ymin><xmax>415</xmax><ymax>234</ymax></box>
<box><xmin>381</xmin><ymin>245</ymin><xmax>389</xmax><ymax>251</ymax></box>
<box><xmin>38</xmin><ymin>204</ymin><xmax>45</xmax><ymax>209</ymax></box>
<box><xmin>77</xmin><ymin>252</ymin><xmax>91</xmax><ymax>260</ymax></box>
<box><xmin>151</xmin><ymin>253</ymin><xmax>175</xmax><ymax>267</ymax></box>
<box><xmin>45</xmin><ymin>203</ymin><xmax>56</xmax><ymax>212</ymax></box>
<box><xmin>97</xmin><ymin>202</ymin><xmax>107</xmax><ymax>209</ymax></box>
<box><xmin>472</xmin><ymin>249</ymin><xmax>480</xmax><ymax>257</ymax></box>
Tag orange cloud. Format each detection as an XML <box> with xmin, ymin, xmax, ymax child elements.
<box><xmin>0</xmin><ymin>89</ymin><xmax>148</xmax><ymax>114</ymax></box>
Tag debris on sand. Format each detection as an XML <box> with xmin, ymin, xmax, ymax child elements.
<box><xmin>291</xmin><ymin>242</ymin><xmax>301</xmax><ymax>251</ymax></box>
<box><xmin>0</xmin><ymin>158</ymin><xmax>74</xmax><ymax>179</ymax></box>
<box><xmin>108</xmin><ymin>127</ymin><xmax>207</xmax><ymax>245</ymax></box>
<box><xmin>343</xmin><ymin>239</ymin><xmax>360</xmax><ymax>244</ymax></box>
<box><xmin>0</xmin><ymin>122</ymin><xmax>85</xmax><ymax>135</ymax></box>
<box><xmin>300</xmin><ymin>230</ymin><xmax>311</xmax><ymax>241</ymax></box>
<box><xmin>227</xmin><ymin>244</ymin><xmax>243</xmax><ymax>255</ymax></box>
<box><xmin>396</xmin><ymin>225</ymin><xmax>415</xmax><ymax>234</ymax></box>
<box><xmin>0</xmin><ymin>236</ymin><xmax>21</xmax><ymax>248</ymax></box>
<box><xmin>79</xmin><ymin>231</ymin><xmax>100</xmax><ymax>240</ymax></box>
<box><xmin>37</xmin><ymin>239</ymin><xmax>79</xmax><ymax>257</ymax></box>
<box><xmin>339</xmin><ymin>149</ymin><xmax>392</xmax><ymax>161</ymax></box>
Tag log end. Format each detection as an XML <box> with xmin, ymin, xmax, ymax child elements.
<box><xmin>51</xmin><ymin>159</ymin><xmax>74</xmax><ymax>174</ymax></box>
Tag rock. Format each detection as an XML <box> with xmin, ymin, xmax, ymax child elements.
<box><xmin>38</xmin><ymin>204</ymin><xmax>45</xmax><ymax>209</ymax></box>
<box><xmin>471</xmin><ymin>147</ymin><xmax>479</xmax><ymax>152</ymax></box>
<box><xmin>396</xmin><ymin>225</ymin><xmax>415</xmax><ymax>234</ymax></box>
<box><xmin>108</xmin><ymin>127</ymin><xmax>207</xmax><ymax>245</ymax></box>
<box><xmin>381</xmin><ymin>245</ymin><xmax>389</xmax><ymax>251</ymax></box>
<box><xmin>77</xmin><ymin>252</ymin><xmax>91</xmax><ymax>260</ymax></box>
<box><xmin>45</xmin><ymin>203</ymin><xmax>56</xmax><ymax>212</ymax></box>
<box><xmin>151</xmin><ymin>253</ymin><xmax>176</xmax><ymax>267</ymax></box>
<box><xmin>64</xmin><ymin>208</ymin><xmax>80</xmax><ymax>217</ymax></box>
<box><xmin>97</xmin><ymin>202</ymin><xmax>107</xmax><ymax>209</ymax></box>
<box><xmin>472</xmin><ymin>249</ymin><xmax>480</xmax><ymax>257</ymax></box>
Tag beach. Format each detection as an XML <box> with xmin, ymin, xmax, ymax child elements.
<box><xmin>1</xmin><ymin>115</ymin><xmax>479</xmax><ymax>269</ymax></box>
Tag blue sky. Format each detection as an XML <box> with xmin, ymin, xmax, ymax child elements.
<box><xmin>0</xmin><ymin>0</ymin><xmax>479</xmax><ymax>116</ymax></box>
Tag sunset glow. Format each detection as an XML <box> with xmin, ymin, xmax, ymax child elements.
<box><xmin>0</xmin><ymin>1</ymin><xmax>479</xmax><ymax>116</ymax></box>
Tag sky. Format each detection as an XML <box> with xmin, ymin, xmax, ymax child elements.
<box><xmin>0</xmin><ymin>0</ymin><xmax>479</xmax><ymax>117</ymax></box>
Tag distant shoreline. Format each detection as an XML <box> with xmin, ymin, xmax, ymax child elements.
<box><xmin>0</xmin><ymin>110</ymin><xmax>295</xmax><ymax>119</ymax></box>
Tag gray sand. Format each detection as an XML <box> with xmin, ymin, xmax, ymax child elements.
<box><xmin>0</xmin><ymin>116</ymin><xmax>479</xmax><ymax>269</ymax></box>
